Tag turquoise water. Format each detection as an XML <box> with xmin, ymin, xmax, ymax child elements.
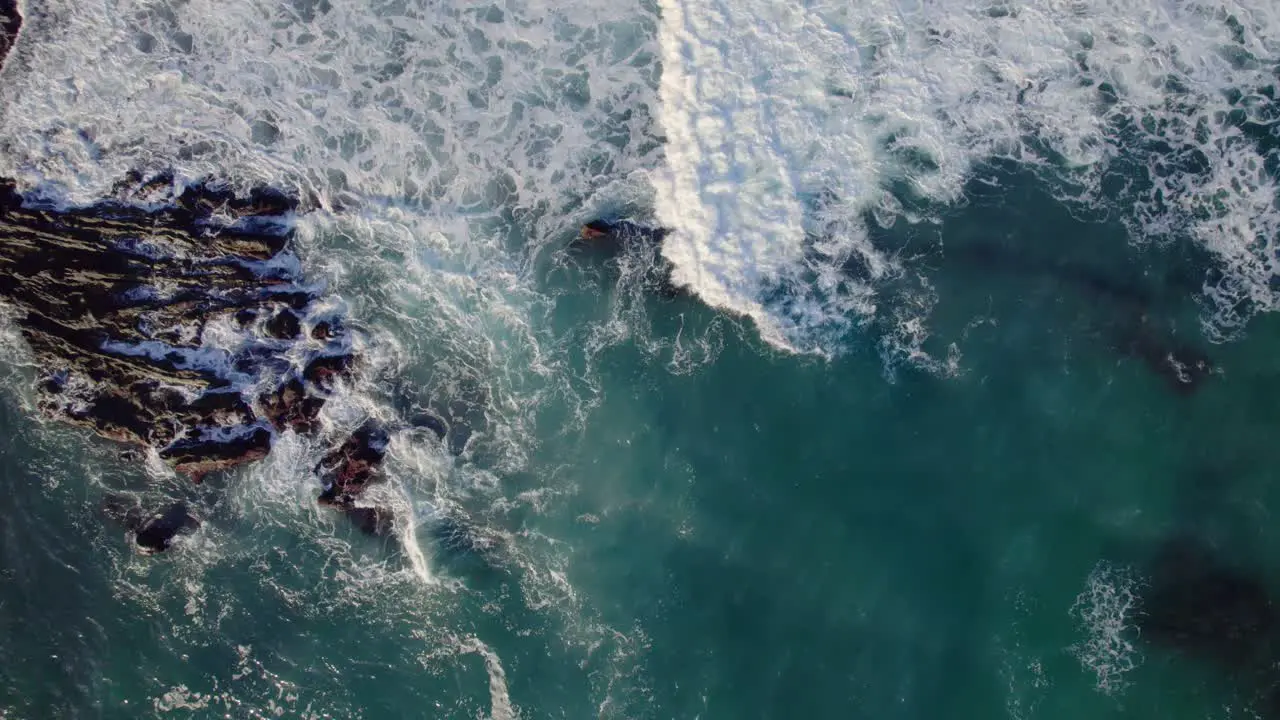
<box><xmin>3</xmin><ymin>0</ymin><xmax>1280</xmax><ymax>717</ymax></box>
<box><xmin>4</xmin><ymin>162</ymin><xmax>1280</xmax><ymax>718</ymax></box>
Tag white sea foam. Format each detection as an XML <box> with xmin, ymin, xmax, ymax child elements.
<box><xmin>654</xmin><ymin>0</ymin><xmax>1280</xmax><ymax>354</ymax></box>
<box><xmin>1070</xmin><ymin>561</ymin><xmax>1142</xmax><ymax>695</ymax></box>
<box><xmin>0</xmin><ymin>0</ymin><xmax>661</xmax><ymax>224</ymax></box>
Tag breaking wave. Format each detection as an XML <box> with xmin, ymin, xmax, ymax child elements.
<box><xmin>654</xmin><ymin>0</ymin><xmax>1280</xmax><ymax>354</ymax></box>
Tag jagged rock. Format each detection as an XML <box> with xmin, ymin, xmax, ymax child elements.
<box><xmin>259</xmin><ymin>377</ymin><xmax>324</xmax><ymax>434</ymax></box>
<box><xmin>0</xmin><ymin>176</ymin><xmax>351</xmax><ymax>477</ymax></box>
<box><xmin>263</xmin><ymin>308</ymin><xmax>302</xmax><ymax>339</ymax></box>
<box><xmin>315</xmin><ymin>421</ymin><xmax>389</xmax><ymax>507</ymax></box>
<box><xmin>303</xmin><ymin>353</ymin><xmax>356</xmax><ymax>391</ymax></box>
<box><xmin>314</xmin><ymin>421</ymin><xmax>400</xmax><ymax>535</ymax></box>
<box><xmin>310</xmin><ymin>320</ymin><xmax>335</xmax><ymax>340</ymax></box>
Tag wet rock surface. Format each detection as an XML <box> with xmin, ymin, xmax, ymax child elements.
<box><xmin>315</xmin><ymin>421</ymin><xmax>393</xmax><ymax>534</ymax></box>
<box><xmin>0</xmin><ymin>176</ymin><xmax>355</xmax><ymax>478</ymax></box>
<box><xmin>102</xmin><ymin>495</ymin><xmax>201</xmax><ymax>554</ymax></box>
<box><xmin>316</xmin><ymin>420</ymin><xmax>390</xmax><ymax>507</ymax></box>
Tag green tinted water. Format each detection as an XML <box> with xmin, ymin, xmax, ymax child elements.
<box><xmin>3</xmin><ymin>168</ymin><xmax>1280</xmax><ymax>719</ymax></box>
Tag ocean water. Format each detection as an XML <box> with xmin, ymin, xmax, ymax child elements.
<box><xmin>2</xmin><ymin>0</ymin><xmax>1280</xmax><ymax>718</ymax></box>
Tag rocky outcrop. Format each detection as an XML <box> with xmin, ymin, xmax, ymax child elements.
<box><xmin>315</xmin><ymin>421</ymin><xmax>388</xmax><ymax>506</ymax></box>
<box><xmin>0</xmin><ymin>177</ymin><xmax>355</xmax><ymax>479</ymax></box>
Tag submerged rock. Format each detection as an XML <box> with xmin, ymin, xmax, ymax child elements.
<box><xmin>0</xmin><ymin>176</ymin><xmax>352</xmax><ymax>478</ymax></box>
<box><xmin>1141</xmin><ymin>537</ymin><xmax>1280</xmax><ymax>713</ymax></box>
<box><xmin>346</xmin><ymin>505</ymin><xmax>395</xmax><ymax>537</ymax></box>
<box><xmin>1117</xmin><ymin>315</ymin><xmax>1214</xmax><ymax>396</ymax></box>
<box><xmin>944</xmin><ymin>239</ymin><xmax>1214</xmax><ymax>395</ymax></box>
<box><xmin>1142</xmin><ymin>538</ymin><xmax>1276</xmax><ymax>668</ymax></box>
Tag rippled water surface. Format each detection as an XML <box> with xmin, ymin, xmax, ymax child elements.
<box><xmin>2</xmin><ymin>0</ymin><xmax>1280</xmax><ymax>717</ymax></box>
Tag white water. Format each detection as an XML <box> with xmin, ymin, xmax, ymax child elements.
<box><xmin>0</xmin><ymin>2</ymin><xmax>662</xmax><ymax>715</ymax></box>
<box><xmin>654</xmin><ymin>0</ymin><xmax>1280</xmax><ymax>353</ymax></box>
<box><xmin>1070</xmin><ymin>561</ymin><xmax>1142</xmax><ymax>695</ymax></box>
<box><xmin>0</xmin><ymin>0</ymin><xmax>1278</xmax><ymax>713</ymax></box>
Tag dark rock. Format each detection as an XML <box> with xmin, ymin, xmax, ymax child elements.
<box><xmin>101</xmin><ymin>494</ymin><xmax>146</xmax><ymax>531</ymax></box>
<box><xmin>0</xmin><ymin>176</ymin><xmax>354</xmax><ymax>479</ymax></box>
<box><xmin>134</xmin><ymin>503</ymin><xmax>201</xmax><ymax>554</ymax></box>
<box><xmin>315</xmin><ymin>421</ymin><xmax>389</xmax><ymax>505</ymax></box>
<box><xmin>158</xmin><ymin>426</ymin><xmax>273</xmax><ymax>479</ymax></box>
<box><xmin>100</xmin><ymin>495</ymin><xmax>199</xmax><ymax>554</ymax></box>
<box><xmin>259</xmin><ymin>377</ymin><xmax>323</xmax><ymax>433</ymax></box>
<box><xmin>303</xmin><ymin>353</ymin><xmax>356</xmax><ymax>392</ymax></box>
<box><xmin>0</xmin><ymin>0</ymin><xmax>19</xmax><ymax>71</ymax></box>
<box><xmin>263</xmin><ymin>308</ymin><xmax>302</xmax><ymax>339</ymax></box>
<box><xmin>310</xmin><ymin>320</ymin><xmax>334</xmax><ymax>340</ymax></box>
<box><xmin>234</xmin><ymin>308</ymin><xmax>259</xmax><ymax>327</ymax></box>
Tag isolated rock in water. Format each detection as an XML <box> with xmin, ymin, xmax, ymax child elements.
<box><xmin>0</xmin><ymin>176</ymin><xmax>353</xmax><ymax>477</ymax></box>
<box><xmin>408</xmin><ymin>411</ymin><xmax>448</xmax><ymax>441</ymax></box>
<box><xmin>315</xmin><ymin>421</ymin><xmax>395</xmax><ymax>535</ymax></box>
<box><xmin>134</xmin><ymin>503</ymin><xmax>201</xmax><ymax>554</ymax></box>
<box><xmin>101</xmin><ymin>495</ymin><xmax>200</xmax><ymax>553</ymax></box>
<box><xmin>315</xmin><ymin>421</ymin><xmax>390</xmax><ymax>506</ymax></box>
<box><xmin>574</xmin><ymin>219</ymin><xmax>684</xmax><ymax>299</ymax></box>
<box><xmin>0</xmin><ymin>0</ymin><xmax>19</xmax><ymax>71</ymax></box>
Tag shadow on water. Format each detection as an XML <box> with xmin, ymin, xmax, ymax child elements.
<box><xmin>1135</xmin><ymin>534</ymin><xmax>1280</xmax><ymax>717</ymax></box>
<box><xmin>864</xmin><ymin>161</ymin><xmax>1220</xmax><ymax>396</ymax></box>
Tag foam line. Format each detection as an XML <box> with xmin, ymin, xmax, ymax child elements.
<box><xmin>655</xmin><ymin>0</ymin><xmax>1280</xmax><ymax>354</ymax></box>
